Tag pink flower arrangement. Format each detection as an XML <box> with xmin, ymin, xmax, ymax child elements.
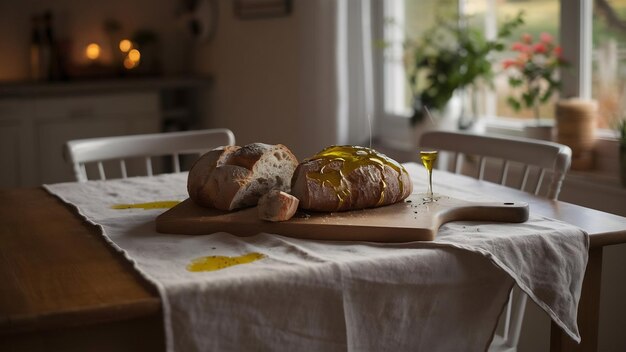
<box><xmin>502</xmin><ymin>32</ymin><xmax>566</xmax><ymax>121</ymax></box>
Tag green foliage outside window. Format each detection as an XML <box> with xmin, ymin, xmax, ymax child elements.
<box><xmin>405</xmin><ymin>12</ymin><xmax>524</xmax><ymax>125</ymax></box>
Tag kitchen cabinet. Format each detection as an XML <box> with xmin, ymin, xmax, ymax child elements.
<box><xmin>0</xmin><ymin>119</ymin><xmax>23</xmax><ymax>187</ymax></box>
<box><xmin>35</xmin><ymin>93</ymin><xmax>160</xmax><ymax>184</ymax></box>
<box><xmin>0</xmin><ymin>100</ymin><xmax>35</xmax><ymax>186</ymax></box>
<box><xmin>0</xmin><ymin>93</ymin><xmax>160</xmax><ymax>186</ymax></box>
<box><xmin>0</xmin><ymin>76</ymin><xmax>212</xmax><ymax>187</ymax></box>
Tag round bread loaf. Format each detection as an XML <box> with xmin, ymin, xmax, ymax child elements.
<box><xmin>291</xmin><ymin>145</ymin><xmax>412</xmax><ymax>212</ymax></box>
<box><xmin>187</xmin><ymin>145</ymin><xmax>241</xmax><ymax>208</ymax></box>
<box><xmin>187</xmin><ymin>143</ymin><xmax>299</xmax><ymax>211</ymax></box>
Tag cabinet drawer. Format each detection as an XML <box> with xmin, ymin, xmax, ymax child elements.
<box><xmin>34</xmin><ymin>92</ymin><xmax>159</xmax><ymax>120</ymax></box>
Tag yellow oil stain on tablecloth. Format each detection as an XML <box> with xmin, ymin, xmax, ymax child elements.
<box><xmin>111</xmin><ymin>201</ymin><xmax>181</xmax><ymax>210</ymax></box>
<box><xmin>187</xmin><ymin>252</ymin><xmax>265</xmax><ymax>272</ymax></box>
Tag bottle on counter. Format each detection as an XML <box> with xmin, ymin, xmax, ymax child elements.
<box><xmin>29</xmin><ymin>15</ymin><xmax>43</xmax><ymax>81</ymax></box>
<box><xmin>42</xmin><ymin>10</ymin><xmax>65</xmax><ymax>81</ymax></box>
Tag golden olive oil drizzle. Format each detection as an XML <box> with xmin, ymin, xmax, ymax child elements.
<box><xmin>420</xmin><ymin>151</ymin><xmax>438</xmax><ymax>172</ymax></box>
<box><xmin>111</xmin><ymin>201</ymin><xmax>181</xmax><ymax>210</ymax></box>
<box><xmin>186</xmin><ymin>252</ymin><xmax>265</xmax><ymax>272</ymax></box>
<box><xmin>305</xmin><ymin>146</ymin><xmax>407</xmax><ymax>209</ymax></box>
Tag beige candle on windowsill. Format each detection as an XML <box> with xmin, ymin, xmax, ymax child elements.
<box><xmin>556</xmin><ymin>98</ymin><xmax>597</xmax><ymax>170</ymax></box>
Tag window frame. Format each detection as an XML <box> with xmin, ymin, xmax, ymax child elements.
<box><xmin>373</xmin><ymin>0</ymin><xmax>593</xmax><ymax>149</ymax></box>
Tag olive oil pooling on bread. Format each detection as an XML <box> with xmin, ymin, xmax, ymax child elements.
<box><xmin>305</xmin><ymin>145</ymin><xmax>408</xmax><ymax>209</ymax></box>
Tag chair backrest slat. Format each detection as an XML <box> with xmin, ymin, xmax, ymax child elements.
<box><xmin>477</xmin><ymin>156</ymin><xmax>486</xmax><ymax>180</ymax></box>
<box><xmin>534</xmin><ymin>168</ymin><xmax>546</xmax><ymax>196</ymax></box>
<box><xmin>172</xmin><ymin>153</ymin><xmax>181</xmax><ymax>173</ymax></box>
<box><xmin>79</xmin><ymin>164</ymin><xmax>87</xmax><ymax>182</ymax></box>
<box><xmin>97</xmin><ymin>162</ymin><xmax>106</xmax><ymax>180</ymax></box>
<box><xmin>64</xmin><ymin>128</ymin><xmax>236</xmax><ymax>182</ymax></box>
<box><xmin>520</xmin><ymin>165</ymin><xmax>530</xmax><ymax>191</ymax></box>
<box><xmin>499</xmin><ymin>160</ymin><xmax>510</xmax><ymax>186</ymax></box>
<box><xmin>453</xmin><ymin>152</ymin><xmax>461</xmax><ymax>174</ymax></box>
<box><xmin>120</xmin><ymin>160</ymin><xmax>128</xmax><ymax>178</ymax></box>
<box><xmin>145</xmin><ymin>157</ymin><xmax>153</xmax><ymax>176</ymax></box>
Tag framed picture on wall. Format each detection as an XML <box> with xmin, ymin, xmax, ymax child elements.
<box><xmin>234</xmin><ymin>0</ymin><xmax>292</xmax><ymax>19</ymax></box>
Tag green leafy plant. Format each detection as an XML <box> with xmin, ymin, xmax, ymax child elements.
<box><xmin>406</xmin><ymin>12</ymin><xmax>524</xmax><ymax>125</ymax></box>
<box><xmin>502</xmin><ymin>32</ymin><xmax>567</xmax><ymax>123</ymax></box>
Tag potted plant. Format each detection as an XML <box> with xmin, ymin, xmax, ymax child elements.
<box><xmin>502</xmin><ymin>32</ymin><xmax>566</xmax><ymax>140</ymax></box>
<box><xmin>406</xmin><ymin>13</ymin><xmax>524</xmax><ymax>130</ymax></box>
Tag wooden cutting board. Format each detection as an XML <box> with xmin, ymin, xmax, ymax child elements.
<box><xmin>156</xmin><ymin>194</ymin><xmax>529</xmax><ymax>242</ymax></box>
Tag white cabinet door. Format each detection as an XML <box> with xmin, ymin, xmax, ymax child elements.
<box><xmin>0</xmin><ymin>100</ymin><xmax>36</xmax><ymax>187</ymax></box>
<box><xmin>34</xmin><ymin>92</ymin><xmax>160</xmax><ymax>183</ymax></box>
<box><xmin>36</xmin><ymin>117</ymin><xmax>130</xmax><ymax>184</ymax></box>
<box><xmin>34</xmin><ymin>92</ymin><xmax>160</xmax><ymax>185</ymax></box>
<box><xmin>0</xmin><ymin>92</ymin><xmax>160</xmax><ymax>187</ymax></box>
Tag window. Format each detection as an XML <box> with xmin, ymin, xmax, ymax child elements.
<box><xmin>471</xmin><ymin>0</ymin><xmax>561</xmax><ymax>121</ymax></box>
<box><xmin>592</xmin><ymin>0</ymin><xmax>626</xmax><ymax>129</ymax></box>
<box><xmin>375</xmin><ymin>0</ymin><xmax>597</xmax><ymax>145</ymax></box>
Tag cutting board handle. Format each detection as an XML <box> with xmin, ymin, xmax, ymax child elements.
<box><xmin>438</xmin><ymin>202</ymin><xmax>529</xmax><ymax>225</ymax></box>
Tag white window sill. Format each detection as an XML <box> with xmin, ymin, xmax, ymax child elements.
<box><xmin>376</xmin><ymin>115</ymin><xmax>624</xmax><ymax>190</ymax></box>
<box><xmin>378</xmin><ymin>114</ymin><xmax>621</xmax><ymax>150</ymax></box>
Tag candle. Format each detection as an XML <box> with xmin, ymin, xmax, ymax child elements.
<box><xmin>85</xmin><ymin>43</ymin><xmax>101</xmax><ymax>61</ymax></box>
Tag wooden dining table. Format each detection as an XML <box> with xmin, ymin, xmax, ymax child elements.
<box><xmin>1</xmin><ymin>168</ymin><xmax>626</xmax><ymax>352</ymax></box>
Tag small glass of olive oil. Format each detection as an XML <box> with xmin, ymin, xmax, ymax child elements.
<box><xmin>420</xmin><ymin>150</ymin><xmax>438</xmax><ymax>202</ymax></box>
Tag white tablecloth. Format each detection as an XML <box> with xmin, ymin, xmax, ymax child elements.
<box><xmin>44</xmin><ymin>163</ymin><xmax>588</xmax><ymax>352</ymax></box>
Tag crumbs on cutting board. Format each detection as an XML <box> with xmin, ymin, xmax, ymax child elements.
<box><xmin>406</xmin><ymin>196</ymin><xmax>442</xmax><ymax>220</ymax></box>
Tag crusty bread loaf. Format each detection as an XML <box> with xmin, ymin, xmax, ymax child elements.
<box><xmin>291</xmin><ymin>145</ymin><xmax>412</xmax><ymax>212</ymax></box>
<box><xmin>187</xmin><ymin>145</ymin><xmax>241</xmax><ymax>208</ymax></box>
<box><xmin>258</xmin><ymin>190</ymin><xmax>299</xmax><ymax>222</ymax></box>
<box><xmin>187</xmin><ymin>143</ymin><xmax>299</xmax><ymax>211</ymax></box>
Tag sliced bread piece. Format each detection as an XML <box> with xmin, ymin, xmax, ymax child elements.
<box><xmin>258</xmin><ymin>190</ymin><xmax>299</xmax><ymax>222</ymax></box>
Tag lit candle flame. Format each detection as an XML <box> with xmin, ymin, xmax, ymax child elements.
<box><xmin>123</xmin><ymin>57</ymin><xmax>137</xmax><ymax>69</ymax></box>
<box><xmin>128</xmin><ymin>49</ymin><xmax>141</xmax><ymax>63</ymax></box>
<box><xmin>119</xmin><ymin>39</ymin><xmax>132</xmax><ymax>53</ymax></box>
<box><xmin>86</xmin><ymin>43</ymin><xmax>101</xmax><ymax>60</ymax></box>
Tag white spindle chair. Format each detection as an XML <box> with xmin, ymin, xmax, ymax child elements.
<box><xmin>418</xmin><ymin>130</ymin><xmax>572</xmax><ymax>352</ymax></box>
<box><xmin>64</xmin><ymin>128</ymin><xmax>235</xmax><ymax>182</ymax></box>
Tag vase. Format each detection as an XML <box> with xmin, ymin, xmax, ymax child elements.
<box><xmin>412</xmin><ymin>92</ymin><xmax>461</xmax><ymax>146</ymax></box>
<box><xmin>457</xmin><ymin>87</ymin><xmax>479</xmax><ymax>130</ymax></box>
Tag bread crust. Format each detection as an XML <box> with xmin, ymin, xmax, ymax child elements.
<box><xmin>187</xmin><ymin>145</ymin><xmax>241</xmax><ymax>207</ymax></box>
<box><xmin>187</xmin><ymin>143</ymin><xmax>299</xmax><ymax>211</ymax></box>
<box><xmin>291</xmin><ymin>147</ymin><xmax>412</xmax><ymax>212</ymax></box>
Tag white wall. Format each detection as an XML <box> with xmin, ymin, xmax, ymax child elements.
<box><xmin>194</xmin><ymin>0</ymin><xmax>340</xmax><ymax>160</ymax></box>
<box><xmin>193</xmin><ymin>2</ymin><xmax>299</xmax><ymax>155</ymax></box>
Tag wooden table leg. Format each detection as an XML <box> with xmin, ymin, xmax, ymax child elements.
<box><xmin>550</xmin><ymin>247</ymin><xmax>603</xmax><ymax>352</ymax></box>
